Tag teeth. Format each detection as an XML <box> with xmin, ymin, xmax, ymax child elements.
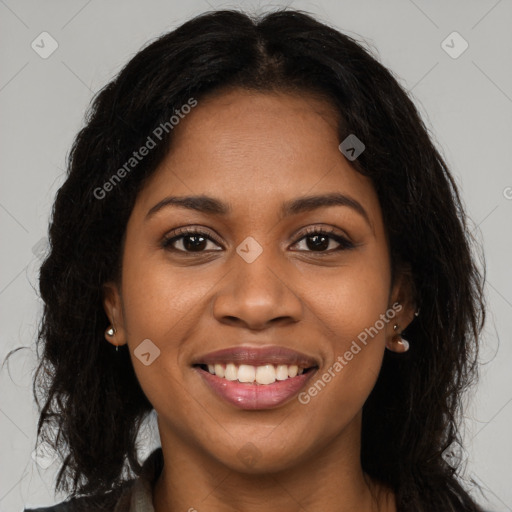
<box><xmin>238</xmin><ymin>364</ymin><xmax>256</xmax><ymax>383</ymax></box>
<box><xmin>225</xmin><ymin>363</ymin><xmax>237</xmax><ymax>381</ymax></box>
<box><xmin>256</xmin><ymin>364</ymin><xmax>276</xmax><ymax>384</ymax></box>
<box><xmin>276</xmin><ymin>365</ymin><xmax>289</xmax><ymax>380</ymax></box>
<box><xmin>214</xmin><ymin>364</ymin><xmax>225</xmax><ymax>378</ymax></box>
<box><xmin>202</xmin><ymin>363</ymin><xmax>308</xmax><ymax>384</ymax></box>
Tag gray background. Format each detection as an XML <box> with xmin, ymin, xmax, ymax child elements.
<box><xmin>1</xmin><ymin>0</ymin><xmax>511</xmax><ymax>511</ymax></box>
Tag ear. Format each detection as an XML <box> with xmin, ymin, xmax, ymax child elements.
<box><xmin>387</xmin><ymin>264</ymin><xmax>417</xmax><ymax>336</ymax></box>
<box><xmin>102</xmin><ymin>281</ymin><xmax>127</xmax><ymax>348</ymax></box>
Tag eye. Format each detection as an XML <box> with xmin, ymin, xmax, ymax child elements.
<box><xmin>161</xmin><ymin>226</ymin><xmax>355</xmax><ymax>255</ymax></box>
<box><xmin>291</xmin><ymin>226</ymin><xmax>354</xmax><ymax>253</ymax></box>
<box><xmin>161</xmin><ymin>227</ymin><xmax>223</xmax><ymax>253</ymax></box>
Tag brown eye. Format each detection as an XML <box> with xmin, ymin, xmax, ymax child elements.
<box><xmin>304</xmin><ymin>233</ymin><xmax>331</xmax><ymax>251</ymax></box>
<box><xmin>292</xmin><ymin>228</ymin><xmax>354</xmax><ymax>253</ymax></box>
<box><xmin>162</xmin><ymin>228</ymin><xmax>223</xmax><ymax>253</ymax></box>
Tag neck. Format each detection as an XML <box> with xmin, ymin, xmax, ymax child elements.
<box><xmin>152</xmin><ymin>416</ymin><xmax>396</xmax><ymax>512</ymax></box>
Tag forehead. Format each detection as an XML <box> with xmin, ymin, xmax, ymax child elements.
<box><xmin>134</xmin><ymin>88</ymin><xmax>380</xmax><ymax>226</ymax></box>
<box><xmin>167</xmin><ymin>88</ymin><xmax>341</xmax><ymax>174</ymax></box>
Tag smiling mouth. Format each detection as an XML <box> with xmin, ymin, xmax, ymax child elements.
<box><xmin>194</xmin><ymin>363</ymin><xmax>317</xmax><ymax>385</ymax></box>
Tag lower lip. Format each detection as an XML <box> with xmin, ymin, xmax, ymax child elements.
<box><xmin>195</xmin><ymin>367</ymin><xmax>317</xmax><ymax>410</ymax></box>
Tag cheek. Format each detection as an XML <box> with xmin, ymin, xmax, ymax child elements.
<box><xmin>312</xmin><ymin>247</ymin><xmax>391</xmax><ymax>344</ymax></box>
<box><xmin>118</xmin><ymin>254</ymin><xmax>204</xmax><ymax>421</ymax></box>
<box><xmin>301</xmin><ymin>250</ymin><xmax>391</xmax><ymax>408</ymax></box>
<box><xmin>118</xmin><ymin>246</ymin><xmax>213</xmax><ymax>393</ymax></box>
<box><xmin>120</xmin><ymin>249</ymin><xmax>211</xmax><ymax>341</ymax></box>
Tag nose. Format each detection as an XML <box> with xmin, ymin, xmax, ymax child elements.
<box><xmin>212</xmin><ymin>250</ymin><xmax>303</xmax><ymax>331</ymax></box>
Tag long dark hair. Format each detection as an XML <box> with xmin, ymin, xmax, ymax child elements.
<box><xmin>6</xmin><ymin>8</ymin><xmax>486</xmax><ymax>511</ymax></box>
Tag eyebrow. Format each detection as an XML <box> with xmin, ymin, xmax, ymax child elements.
<box><xmin>145</xmin><ymin>193</ymin><xmax>372</xmax><ymax>227</ymax></box>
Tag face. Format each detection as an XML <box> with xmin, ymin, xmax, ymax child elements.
<box><xmin>103</xmin><ymin>87</ymin><xmax>413</xmax><ymax>473</ymax></box>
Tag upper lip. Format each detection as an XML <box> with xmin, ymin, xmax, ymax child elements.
<box><xmin>192</xmin><ymin>345</ymin><xmax>319</xmax><ymax>368</ymax></box>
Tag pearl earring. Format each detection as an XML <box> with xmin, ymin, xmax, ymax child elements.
<box><xmin>105</xmin><ymin>325</ymin><xmax>119</xmax><ymax>352</ymax></box>
<box><xmin>388</xmin><ymin>323</ymin><xmax>410</xmax><ymax>353</ymax></box>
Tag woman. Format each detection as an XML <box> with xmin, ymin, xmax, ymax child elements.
<box><xmin>21</xmin><ymin>8</ymin><xmax>487</xmax><ymax>512</ymax></box>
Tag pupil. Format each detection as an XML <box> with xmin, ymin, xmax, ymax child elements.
<box><xmin>184</xmin><ymin>235</ymin><xmax>207</xmax><ymax>251</ymax></box>
<box><xmin>307</xmin><ymin>234</ymin><xmax>329</xmax><ymax>251</ymax></box>
<box><xmin>181</xmin><ymin>234</ymin><xmax>330</xmax><ymax>252</ymax></box>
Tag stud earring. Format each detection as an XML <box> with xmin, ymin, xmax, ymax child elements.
<box><xmin>387</xmin><ymin>323</ymin><xmax>410</xmax><ymax>353</ymax></box>
<box><xmin>105</xmin><ymin>325</ymin><xmax>119</xmax><ymax>352</ymax></box>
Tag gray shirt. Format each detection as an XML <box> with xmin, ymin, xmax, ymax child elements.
<box><xmin>23</xmin><ymin>447</ymin><xmax>163</xmax><ymax>512</ymax></box>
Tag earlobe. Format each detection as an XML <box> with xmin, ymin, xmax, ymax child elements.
<box><xmin>102</xmin><ymin>282</ymin><xmax>127</xmax><ymax>348</ymax></box>
<box><xmin>386</xmin><ymin>265</ymin><xmax>418</xmax><ymax>353</ymax></box>
<box><xmin>385</xmin><ymin>322</ymin><xmax>410</xmax><ymax>353</ymax></box>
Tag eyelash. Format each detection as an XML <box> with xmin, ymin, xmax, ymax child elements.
<box><xmin>161</xmin><ymin>226</ymin><xmax>355</xmax><ymax>255</ymax></box>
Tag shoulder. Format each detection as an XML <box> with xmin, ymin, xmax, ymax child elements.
<box><xmin>23</xmin><ymin>483</ymin><xmax>132</xmax><ymax>512</ymax></box>
<box><xmin>23</xmin><ymin>496</ymin><xmax>92</xmax><ymax>512</ymax></box>
<box><xmin>23</xmin><ymin>447</ymin><xmax>162</xmax><ymax>512</ymax></box>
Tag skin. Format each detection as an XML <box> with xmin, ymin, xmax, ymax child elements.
<box><xmin>103</xmin><ymin>87</ymin><xmax>415</xmax><ymax>512</ymax></box>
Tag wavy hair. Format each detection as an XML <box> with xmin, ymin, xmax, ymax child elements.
<box><xmin>6</xmin><ymin>8</ymin><xmax>486</xmax><ymax>511</ymax></box>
